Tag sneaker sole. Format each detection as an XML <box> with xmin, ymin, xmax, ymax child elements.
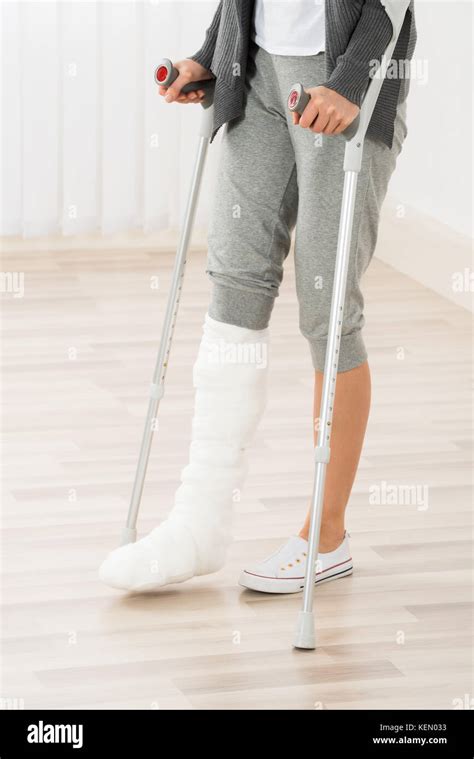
<box><xmin>238</xmin><ymin>563</ymin><xmax>353</xmax><ymax>594</ymax></box>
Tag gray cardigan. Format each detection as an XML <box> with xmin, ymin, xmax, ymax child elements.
<box><xmin>189</xmin><ymin>0</ymin><xmax>417</xmax><ymax>148</ymax></box>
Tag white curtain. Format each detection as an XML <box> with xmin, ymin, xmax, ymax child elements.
<box><xmin>1</xmin><ymin>0</ymin><xmax>221</xmax><ymax>238</ymax></box>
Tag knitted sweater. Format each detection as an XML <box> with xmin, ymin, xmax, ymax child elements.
<box><xmin>189</xmin><ymin>0</ymin><xmax>417</xmax><ymax>148</ymax></box>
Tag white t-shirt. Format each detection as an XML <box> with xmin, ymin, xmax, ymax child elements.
<box><xmin>253</xmin><ymin>0</ymin><xmax>325</xmax><ymax>57</ymax></box>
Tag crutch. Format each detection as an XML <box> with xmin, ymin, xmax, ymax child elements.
<box><xmin>288</xmin><ymin>0</ymin><xmax>411</xmax><ymax>649</ymax></box>
<box><xmin>121</xmin><ymin>61</ymin><xmax>215</xmax><ymax>545</ymax></box>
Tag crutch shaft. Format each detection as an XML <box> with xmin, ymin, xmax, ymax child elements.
<box><xmin>122</xmin><ymin>397</ymin><xmax>159</xmax><ymax>545</ymax></box>
<box><xmin>121</xmin><ymin>118</ymin><xmax>212</xmax><ymax>546</ymax></box>
<box><xmin>302</xmin><ymin>172</ymin><xmax>358</xmax><ymax>613</ymax></box>
<box><xmin>293</xmin><ymin>171</ymin><xmax>358</xmax><ymax>649</ymax></box>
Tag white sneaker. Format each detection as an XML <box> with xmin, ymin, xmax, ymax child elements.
<box><xmin>239</xmin><ymin>533</ymin><xmax>353</xmax><ymax>594</ymax></box>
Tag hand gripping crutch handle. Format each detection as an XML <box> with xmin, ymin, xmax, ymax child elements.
<box><xmin>287</xmin><ymin>83</ymin><xmax>360</xmax><ymax>141</ymax></box>
<box><xmin>291</xmin><ymin>0</ymin><xmax>412</xmax><ymax>650</ymax></box>
<box><xmin>155</xmin><ymin>58</ymin><xmax>215</xmax><ymax>109</ymax></box>
<box><xmin>288</xmin><ymin>0</ymin><xmax>411</xmax><ymax>173</ymax></box>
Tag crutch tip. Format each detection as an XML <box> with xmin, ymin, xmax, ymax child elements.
<box><xmin>293</xmin><ymin>611</ymin><xmax>316</xmax><ymax>650</ymax></box>
<box><xmin>120</xmin><ymin>527</ymin><xmax>138</xmax><ymax>547</ymax></box>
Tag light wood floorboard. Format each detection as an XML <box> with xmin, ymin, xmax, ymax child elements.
<box><xmin>1</xmin><ymin>243</ymin><xmax>472</xmax><ymax>710</ymax></box>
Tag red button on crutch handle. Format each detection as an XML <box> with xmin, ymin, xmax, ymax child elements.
<box><xmin>287</xmin><ymin>83</ymin><xmax>310</xmax><ymax>115</ymax></box>
<box><xmin>156</xmin><ymin>65</ymin><xmax>171</xmax><ymax>84</ymax></box>
<box><xmin>154</xmin><ymin>59</ymin><xmax>175</xmax><ymax>88</ymax></box>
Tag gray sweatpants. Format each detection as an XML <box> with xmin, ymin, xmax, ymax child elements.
<box><xmin>207</xmin><ymin>41</ymin><xmax>407</xmax><ymax>371</ymax></box>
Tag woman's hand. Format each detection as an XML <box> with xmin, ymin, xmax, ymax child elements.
<box><xmin>158</xmin><ymin>59</ymin><xmax>213</xmax><ymax>105</ymax></box>
<box><xmin>292</xmin><ymin>86</ymin><xmax>360</xmax><ymax>135</ymax></box>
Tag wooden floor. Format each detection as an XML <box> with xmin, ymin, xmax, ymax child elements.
<box><xmin>1</xmin><ymin>240</ymin><xmax>472</xmax><ymax>710</ymax></box>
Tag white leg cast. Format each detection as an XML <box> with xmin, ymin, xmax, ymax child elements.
<box><xmin>99</xmin><ymin>314</ymin><xmax>269</xmax><ymax>591</ymax></box>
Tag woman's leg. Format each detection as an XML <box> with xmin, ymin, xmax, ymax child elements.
<box><xmin>299</xmin><ymin>361</ymin><xmax>371</xmax><ymax>551</ymax></box>
<box><xmin>99</xmin><ymin>42</ymin><xmax>298</xmax><ymax>592</ymax></box>
<box><xmin>99</xmin><ymin>316</ymin><xmax>269</xmax><ymax>591</ymax></box>
<box><xmin>289</xmin><ymin>97</ymin><xmax>407</xmax><ymax>556</ymax></box>
<box><xmin>239</xmin><ymin>56</ymin><xmax>407</xmax><ymax>593</ymax></box>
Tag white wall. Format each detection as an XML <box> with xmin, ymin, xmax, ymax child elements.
<box><xmin>0</xmin><ymin>0</ymin><xmax>220</xmax><ymax>238</ymax></box>
<box><xmin>388</xmin><ymin>0</ymin><xmax>472</xmax><ymax>239</ymax></box>
<box><xmin>377</xmin><ymin>0</ymin><xmax>473</xmax><ymax>311</ymax></box>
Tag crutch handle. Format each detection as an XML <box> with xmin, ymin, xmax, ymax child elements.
<box><xmin>155</xmin><ymin>58</ymin><xmax>215</xmax><ymax>109</ymax></box>
<box><xmin>287</xmin><ymin>83</ymin><xmax>360</xmax><ymax>141</ymax></box>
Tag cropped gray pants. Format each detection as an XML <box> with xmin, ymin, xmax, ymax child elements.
<box><xmin>207</xmin><ymin>41</ymin><xmax>407</xmax><ymax>371</ymax></box>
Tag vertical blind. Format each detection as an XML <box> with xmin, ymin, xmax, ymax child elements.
<box><xmin>1</xmin><ymin>0</ymin><xmax>220</xmax><ymax>238</ymax></box>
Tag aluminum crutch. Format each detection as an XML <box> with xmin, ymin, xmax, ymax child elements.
<box><xmin>121</xmin><ymin>61</ymin><xmax>215</xmax><ymax>545</ymax></box>
<box><xmin>288</xmin><ymin>0</ymin><xmax>411</xmax><ymax>649</ymax></box>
